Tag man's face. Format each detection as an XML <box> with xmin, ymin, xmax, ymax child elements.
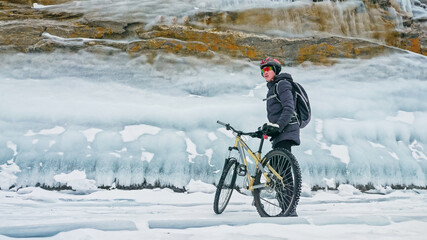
<box><xmin>262</xmin><ymin>66</ymin><xmax>275</xmax><ymax>82</ymax></box>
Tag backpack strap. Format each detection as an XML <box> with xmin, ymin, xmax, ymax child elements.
<box><xmin>262</xmin><ymin>81</ymin><xmax>284</xmax><ymax>102</ymax></box>
<box><xmin>274</xmin><ymin>82</ymin><xmax>281</xmax><ymax>102</ymax></box>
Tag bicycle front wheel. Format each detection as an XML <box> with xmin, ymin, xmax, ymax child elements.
<box><xmin>253</xmin><ymin>149</ymin><xmax>302</xmax><ymax>217</ymax></box>
<box><xmin>213</xmin><ymin>159</ymin><xmax>238</xmax><ymax>214</ymax></box>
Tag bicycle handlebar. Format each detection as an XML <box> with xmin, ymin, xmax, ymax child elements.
<box><xmin>217</xmin><ymin>120</ymin><xmax>264</xmax><ymax>139</ymax></box>
<box><xmin>216</xmin><ymin>120</ymin><xmax>227</xmax><ymax>127</ymax></box>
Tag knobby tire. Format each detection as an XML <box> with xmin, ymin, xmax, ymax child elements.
<box><xmin>213</xmin><ymin>159</ymin><xmax>238</xmax><ymax>214</ymax></box>
<box><xmin>253</xmin><ymin>148</ymin><xmax>302</xmax><ymax>217</ymax></box>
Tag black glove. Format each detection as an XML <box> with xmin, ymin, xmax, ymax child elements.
<box><xmin>262</xmin><ymin>123</ymin><xmax>280</xmax><ymax>136</ymax></box>
<box><xmin>249</xmin><ymin>131</ymin><xmax>263</xmax><ymax>138</ymax></box>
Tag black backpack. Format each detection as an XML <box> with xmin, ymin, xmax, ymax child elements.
<box><xmin>274</xmin><ymin>79</ymin><xmax>311</xmax><ymax>128</ymax></box>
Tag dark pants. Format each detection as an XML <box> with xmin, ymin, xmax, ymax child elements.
<box><xmin>273</xmin><ymin>140</ymin><xmax>294</xmax><ymax>152</ymax></box>
<box><xmin>272</xmin><ymin>140</ymin><xmax>298</xmax><ymax>216</ymax></box>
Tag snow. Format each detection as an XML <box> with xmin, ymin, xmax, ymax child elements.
<box><xmin>367</xmin><ymin>185</ymin><xmax>394</xmax><ymax>195</ymax></box>
<box><xmin>409</xmin><ymin>140</ymin><xmax>427</xmax><ymax>161</ymax></box>
<box><xmin>300</xmin><ymin>183</ymin><xmax>313</xmax><ymax>197</ymax></box>
<box><xmin>108</xmin><ymin>152</ymin><xmax>121</xmax><ymax>158</ymax></box>
<box><xmin>386</xmin><ymin>110</ymin><xmax>415</xmax><ymax>124</ymax></box>
<box><xmin>326</xmin><ymin>144</ymin><xmax>350</xmax><ymax>165</ymax></box>
<box><xmin>369</xmin><ymin>141</ymin><xmax>386</xmax><ymax>148</ymax></box>
<box><xmin>32</xmin><ymin>3</ymin><xmax>51</xmax><ymax>9</ymax></box>
<box><xmin>6</xmin><ymin>141</ymin><xmax>17</xmax><ymax>158</ymax></box>
<box><xmin>81</xmin><ymin>128</ymin><xmax>103</xmax><ymax>142</ymax></box>
<box><xmin>207</xmin><ymin>132</ymin><xmax>218</xmax><ymax>141</ymax></box>
<box><xmin>120</xmin><ymin>124</ymin><xmax>161</xmax><ymax>142</ymax></box>
<box><xmin>0</xmin><ymin>162</ymin><xmax>20</xmax><ymax>190</ymax></box>
<box><xmin>315</xmin><ymin>119</ymin><xmax>351</xmax><ymax>165</ymax></box>
<box><xmin>304</xmin><ymin>149</ymin><xmax>313</xmax><ymax>155</ymax></box>
<box><xmin>337</xmin><ymin>184</ymin><xmax>361</xmax><ymax>196</ymax></box>
<box><xmin>141</xmin><ymin>150</ymin><xmax>155</xmax><ymax>163</ymax></box>
<box><xmin>323</xmin><ymin>177</ymin><xmax>336</xmax><ymax>189</ymax></box>
<box><xmin>0</xmin><ymin>186</ymin><xmax>426</xmax><ymax>239</ymax></box>
<box><xmin>389</xmin><ymin>151</ymin><xmax>400</xmax><ymax>160</ymax></box>
<box><xmin>177</xmin><ymin>131</ymin><xmax>199</xmax><ymax>163</ymax></box>
<box><xmin>185</xmin><ymin>179</ymin><xmax>216</xmax><ymax>193</ymax></box>
<box><xmin>25</xmin><ymin>126</ymin><xmax>65</xmax><ymax>136</ymax></box>
<box><xmin>53</xmin><ymin>170</ymin><xmax>97</xmax><ymax>193</ymax></box>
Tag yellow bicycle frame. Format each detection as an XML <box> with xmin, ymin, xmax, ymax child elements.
<box><xmin>233</xmin><ymin>135</ymin><xmax>284</xmax><ymax>191</ymax></box>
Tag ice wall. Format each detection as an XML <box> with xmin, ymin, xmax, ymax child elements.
<box><xmin>42</xmin><ymin>0</ymin><xmax>296</xmax><ymax>21</ymax></box>
<box><xmin>0</xmin><ymin>50</ymin><xmax>426</xmax><ymax>189</ymax></box>
<box><xmin>41</xmin><ymin>0</ymin><xmax>426</xmax><ymax>31</ymax></box>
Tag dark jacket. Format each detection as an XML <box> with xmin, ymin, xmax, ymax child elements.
<box><xmin>265</xmin><ymin>73</ymin><xmax>300</xmax><ymax>146</ymax></box>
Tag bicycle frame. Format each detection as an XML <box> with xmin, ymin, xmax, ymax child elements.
<box><xmin>231</xmin><ymin>135</ymin><xmax>284</xmax><ymax>192</ymax></box>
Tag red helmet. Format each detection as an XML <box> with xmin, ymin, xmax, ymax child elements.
<box><xmin>260</xmin><ymin>57</ymin><xmax>282</xmax><ymax>75</ymax></box>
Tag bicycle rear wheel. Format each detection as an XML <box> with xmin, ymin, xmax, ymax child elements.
<box><xmin>213</xmin><ymin>158</ymin><xmax>238</xmax><ymax>214</ymax></box>
<box><xmin>253</xmin><ymin>149</ymin><xmax>301</xmax><ymax>217</ymax></box>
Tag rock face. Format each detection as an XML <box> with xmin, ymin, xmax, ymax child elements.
<box><xmin>0</xmin><ymin>0</ymin><xmax>425</xmax><ymax>64</ymax></box>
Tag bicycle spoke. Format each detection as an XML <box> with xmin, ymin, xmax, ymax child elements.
<box><xmin>259</xmin><ymin>196</ymin><xmax>281</xmax><ymax>209</ymax></box>
<box><xmin>276</xmin><ymin>192</ymin><xmax>289</xmax><ymax>209</ymax></box>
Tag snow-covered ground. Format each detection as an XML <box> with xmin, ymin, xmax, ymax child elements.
<box><xmin>0</xmin><ymin>182</ymin><xmax>426</xmax><ymax>239</ymax></box>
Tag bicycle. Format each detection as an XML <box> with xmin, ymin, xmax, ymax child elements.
<box><xmin>213</xmin><ymin>120</ymin><xmax>302</xmax><ymax>217</ymax></box>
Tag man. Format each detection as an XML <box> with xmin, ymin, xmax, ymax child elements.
<box><xmin>260</xmin><ymin>57</ymin><xmax>301</xmax><ymax>217</ymax></box>
<box><xmin>261</xmin><ymin>57</ymin><xmax>300</xmax><ymax>153</ymax></box>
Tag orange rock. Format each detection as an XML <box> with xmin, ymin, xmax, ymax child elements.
<box><xmin>407</xmin><ymin>38</ymin><xmax>421</xmax><ymax>54</ymax></box>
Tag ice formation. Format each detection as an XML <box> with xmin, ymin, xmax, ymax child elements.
<box><xmin>0</xmin><ymin>50</ymin><xmax>426</xmax><ymax>190</ymax></box>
